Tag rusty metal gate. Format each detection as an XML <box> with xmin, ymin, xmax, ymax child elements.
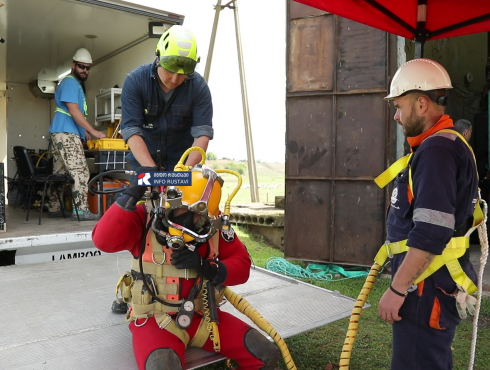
<box><xmin>285</xmin><ymin>1</ymin><xmax>396</xmax><ymax>266</ymax></box>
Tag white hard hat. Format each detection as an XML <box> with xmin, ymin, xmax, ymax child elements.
<box><xmin>73</xmin><ymin>48</ymin><xmax>92</xmax><ymax>64</ymax></box>
<box><xmin>384</xmin><ymin>58</ymin><xmax>452</xmax><ymax>100</ymax></box>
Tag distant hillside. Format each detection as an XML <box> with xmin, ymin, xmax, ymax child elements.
<box><xmin>206</xmin><ymin>159</ymin><xmax>285</xmax><ymax>205</ymax></box>
<box><xmin>206</xmin><ymin>159</ymin><xmax>284</xmax><ymax>179</ymax></box>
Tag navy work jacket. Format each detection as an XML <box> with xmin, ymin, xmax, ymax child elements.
<box><xmin>121</xmin><ymin>63</ymin><xmax>213</xmax><ymax>171</ymax></box>
<box><xmin>387</xmin><ymin>127</ymin><xmax>478</xmax><ymax>278</ymax></box>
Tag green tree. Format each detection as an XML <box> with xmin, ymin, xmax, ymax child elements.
<box><xmin>224</xmin><ymin>162</ymin><xmax>247</xmax><ymax>175</ymax></box>
<box><xmin>207</xmin><ymin>152</ymin><xmax>217</xmax><ymax>160</ymax></box>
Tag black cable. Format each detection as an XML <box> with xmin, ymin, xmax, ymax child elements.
<box><xmin>88</xmin><ymin>170</ymin><xmax>130</xmax><ymax>194</ymax></box>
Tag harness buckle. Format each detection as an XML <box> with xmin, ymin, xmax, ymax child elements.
<box><xmin>157</xmin><ymin>314</ymin><xmax>172</xmax><ymax>329</ymax></box>
<box><xmin>384</xmin><ymin>240</ymin><xmax>393</xmax><ymax>259</ymax></box>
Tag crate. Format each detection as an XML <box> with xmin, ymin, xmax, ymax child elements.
<box><xmin>88</xmin><ymin>181</ymin><xmax>126</xmax><ymax>214</ymax></box>
<box><xmin>87</xmin><ymin>139</ymin><xmax>128</xmax><ymax>150</ymax></box>
<box><xmin>93</xmin><ymin>150</ymin><xmax>129</xmax><ymax>173</ymax></box>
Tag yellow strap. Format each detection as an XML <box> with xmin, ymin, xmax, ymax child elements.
<box><xmin>374</xmin><ymin>154</ymin><xmax>411</xmax><ymax>189</ymax></box>
<box><xmin>409</xmin><ymin>129</ymin><xmax>478</xmax><ymax>194</ymax></box>
<box><xmin>438</xmin><ymin>129</ymin><xmax>477</xmax><ymax>172</ymax></box>
<box><xmin>55</xmin><ymin>106</ymin><xmax>71</xmax><ymax>116</ymax></box>
<box><xmin>374</xmin><ymin>236</ymin><xmax>477</xmax><ymax>294</ymax></box>
<box><xmin>188</xmin><ymin>318</ymin><xmax>211</xmax><ymax>348</ymax></box>
<box><xmin>155</xmin><ymin>313</ymin><xmax>190</xmax><ymax>346</ymax></box>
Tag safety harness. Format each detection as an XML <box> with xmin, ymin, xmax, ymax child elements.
<box><xmin>54</xmin><ymin>75</ymin><xmax>88</xmax><ymax>117</ymax></box>
<box><xmin>115</xmin><ymin>212</ymin><xmax>224</xmax><ymax>349</ymax></box>
<box><xmin>373</xmin><ymin>129</ymin><xmax>484</xmax><ymax>295</ymax></box>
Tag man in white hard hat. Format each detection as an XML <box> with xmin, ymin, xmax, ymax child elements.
<box><xmin>47</xmin><ymin>48</ymin><xmax>106</xmax><ymax>221</ymax></box>
<box><xmin>376</xmin><ymin>58</ymin><xmax>479</xmax><ymax>369</ymax></box>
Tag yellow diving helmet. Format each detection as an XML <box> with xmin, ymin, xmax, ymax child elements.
<box><xmin>162</xmin><ymin>165</ymin><xmax>223</xmax><ymax>250</ymax></box>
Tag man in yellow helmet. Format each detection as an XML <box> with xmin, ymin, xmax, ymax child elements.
<box><xmin>121</xmin><ymin>25</ymin><xmax>213</xmax><ymax>172</ymax></box>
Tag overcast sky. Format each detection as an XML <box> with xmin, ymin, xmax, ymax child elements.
<box><xmin>124</xmin><ymin>0</ymin><xmax>287</xmax><ymax>163</ymax></box>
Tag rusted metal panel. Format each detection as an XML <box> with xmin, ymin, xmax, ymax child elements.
<box><xmin>285</xmin><ymin>180</ymin><xmax>332</xmax><ymax>261</ymax></box>
<box><xmin>286</xmin><ymin>95</ymin><xmax>333</xmax><ymax>178</ymax></box>
<box><xmin>337</xmin><ymin>18</ymin><xmax>387</xmax><ymax>91</ymax></box>
<box><xmin>285</xmin><ymin>9</ymin><xmax>392</xmax><ymax>266</ymax></box>
<box><xmin>289</xmin><ymin>0</ymin><xmax>327</xmax><ymax>20</ymax></box>
<box><xmin>288</xmin><ymin>15</ymin><xmax>334</xmax><ymax>92</ymax></box>
<box><xmin>335</xmin><ymin>94</ymin><xmax>387</xmax><ymax>177</ymax></box>
<box><xmin>332</xmin><ymin>181</ymin><xmax>386</xmax><ymax>266</ymax></box>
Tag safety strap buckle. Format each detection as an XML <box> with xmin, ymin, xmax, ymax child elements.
<box><xmin>384</xmin><ymin>240</ymin><xmax>393</xmax><ymax>259</ymax></box>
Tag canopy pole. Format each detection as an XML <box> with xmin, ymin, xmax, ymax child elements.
<box><xmin>414</xmin><ymin>41</ymin><xmax>424</xmax><ymax>58</ymax></box>
<box><xmin>203</xmin><ymin>0</ymin><xmax>223</xmax><ymax>82</ymax></box>
<box><xmin>232</xmin><ymin>0</ymin><xmax>259</xmax><ymax>202</ymax></box>
<box><xmin>204</xmin><ymin>0</ymin><xmax>260</xmax><ymax>202</ymax></box>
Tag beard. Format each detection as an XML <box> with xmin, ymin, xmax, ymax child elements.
<box><xmin>73</xmin><ymin>68</ymin><xmax>88</xmax><ymax>82</ymax></box>
<box><xmin>399</xmin><ymin>104</ymin><xmax>425</xmax><ymax>137</ymax></box>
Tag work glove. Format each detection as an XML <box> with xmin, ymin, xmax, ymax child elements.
<box><xmin>455</xmin><ymin>285</ymin><xmax>477</xmax><ymax>319</ymax></box>
<box><xmin>171</xmin><ymin>248</ymin><xmax>227</xmax><ymax>285</ymax></box>
<box><xmin>116</xmin><ymin>166</ymin><xmax>157</xmax><ymax>211</ymax></box>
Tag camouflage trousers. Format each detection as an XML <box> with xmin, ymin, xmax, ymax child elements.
<box><xmin>48</xmin><ymin>133</ymin><xmax>90</xmax><ymax>212</ymax></box>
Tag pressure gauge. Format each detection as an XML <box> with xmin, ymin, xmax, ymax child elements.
<box><xmin>177</xmin><ymin>315</ymin><xmax>191</xmax><ymax>328</ymax></box>
<box><xmin>183</xmin><ymin>300</ymin><xmax>194</xmax><ymax>312</ymax></box>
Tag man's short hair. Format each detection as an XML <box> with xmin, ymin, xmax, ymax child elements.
<box><xmin>454</xmin><ymin>119</ymin><xmax>472</xmax><ymax>135</ymax></box>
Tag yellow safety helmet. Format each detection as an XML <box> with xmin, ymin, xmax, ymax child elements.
<box><xmin>162</xmin><ymin>165</ymin><xmax>223</xmax><ymax>249</ymax></box>
<box><xmin>156</xmin><ymin>25</ymin><xmax>200</xmax><ymax>75</ymax></box>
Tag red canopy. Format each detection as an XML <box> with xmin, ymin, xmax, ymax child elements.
<box><xmin>294</xmin><ymin>0</ymin><xmax>490</xmax><ymax>41</ymax></box>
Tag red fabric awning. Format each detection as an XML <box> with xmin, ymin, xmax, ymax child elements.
<box><xmin>294</xmin><ymin>0</ymin><xmax>490</xmax><ymax>41</ymax></box>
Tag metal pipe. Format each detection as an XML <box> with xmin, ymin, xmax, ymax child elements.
<box><xmin>93</xmin><ymin>35</ymin><xmax>149</xmax><ymax>65</ymax></box>
<box><xmin>203</xmin><ymin>0</ymin><xmax>223</xmax><ymax>82</ymax></box>
<box><xmin>232</xmin><ymin>0</ymin><xmax>259</xmax><ymax>202</ymax></box>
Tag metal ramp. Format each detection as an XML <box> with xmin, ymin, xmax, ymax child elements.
<box><xmin>0</xmin><ymin>253</ymin><xmax>367</xmax><ymax>369</ymax></box>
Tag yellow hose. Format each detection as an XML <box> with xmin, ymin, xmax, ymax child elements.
<box><xmin>173</xmin><ymin>146</ymin><xmax>206</xmax><ymax>171</ymax></box>
<box><xmin>338</xmin><ymin>262</ymin><xmax>383</xmax><ymax>369</ymax></box>
<box><xmin>224</xmin><ymin>287</ymin><xmax>297</xmax><ymax>370</ymax></box>
<box><xmin>215</xmin><ymin>169</ymin><xmax>242</xmax><ymax>219</ymax></box>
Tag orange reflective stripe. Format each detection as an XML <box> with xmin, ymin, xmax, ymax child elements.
<box><xmin>407</xmin><ymin>184</ymin><xmax>413</xmax><ymax>205</ymax></box>
<box><xmin>429</xmin><ymin>297</ymin><xmax>446</xmax><ymax>330</ymax></box>
<box><xmin>417</xmin><ymin>281</ymin><xmax>424</xmax><ymax>296</ymax></box>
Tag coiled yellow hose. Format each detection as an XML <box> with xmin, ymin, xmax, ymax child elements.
<box><xmin>224</xmin><ymin>287</ymin><xmax>297</xmax><ymax>370</ymax></box>
<box><xmin>337</xmin><ymin>262</ymin><xmax>383</xmax><ymax>368</ymax></box>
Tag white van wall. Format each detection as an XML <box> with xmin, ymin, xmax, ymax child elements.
<box><xmin>6</xmin><ymin>85</ymin><xmax>51</xmax><ymax>178</ymax></box>
<box><xmin>85</xmin><ymin>38</ymin><xmax>156</xmax><ymax>128</ymax></box>
<box><xmin>5</xmin><ymin>38</ymin><xmax>157</xmax><ymax>181</ymax></box>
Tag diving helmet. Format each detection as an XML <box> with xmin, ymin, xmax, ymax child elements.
<box><xmin>160</xmin><ymin>165</ymin><xmax>223</xmax><ymax>250</ymax></box>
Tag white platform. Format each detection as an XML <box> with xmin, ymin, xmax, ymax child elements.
<box><xmin>0</xmin><ymin>253</ymin><xmax>366</xmax><ymax>369</ymax></box>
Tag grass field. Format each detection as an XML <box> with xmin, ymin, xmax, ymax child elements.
<box><xmin>201</xmin><ymin>226</ymin><xmax>490</xmax><ymax>370</ymax></box>
<box><xmin>206</xmin><ymin>159</ymin><xmax>285</xmax><ymax>206</ymax></box>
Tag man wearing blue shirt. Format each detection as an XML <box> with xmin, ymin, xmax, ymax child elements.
<box><xmin>121</xmin><ymin>25</ymin><xmax>213</xmax><ymax>172</ymax></box>
<box><xmin>48</xmin><ymin>48</ymin><xmax>106</xmax><ymax>221</ymax></box>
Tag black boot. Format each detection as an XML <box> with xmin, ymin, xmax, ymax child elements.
<box><xmin>111</xmin><ymin>300</ymin><xmax>128</xmax><ymax>314</ymax></box>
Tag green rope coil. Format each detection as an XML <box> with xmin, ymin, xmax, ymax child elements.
<box><xmin>265</xmin><ymin>257</ymin><xmax>370</xmax><ymax>282</ymax></box>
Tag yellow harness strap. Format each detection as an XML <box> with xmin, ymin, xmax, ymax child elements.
<box><xmin>188</xmin><ymin>317</ymin><xmax>211</xmax><ymax>348</ymax></box>
<box><xmin>374</xmin><ymin>237</ymin><xmax>477</xmax><ymax>294</ymax></box>
<box><xmin>374</xmin><ymin>154</ymin><xmax>412</xmax><ymax>189</ymax></box>
<box><xmin>154</xmin><ymin>313</ymin><xmax>190</xmax><ymax>346</ymax></box>
<box><xmin>374</xmin><ymin>128</ymin><xmax>483</xmax><ymax>295</ymax></box>
<box><xmin>55</xmin><ymin>75</ymin><xmax>88</xmax><ymax>117</ymax></box>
